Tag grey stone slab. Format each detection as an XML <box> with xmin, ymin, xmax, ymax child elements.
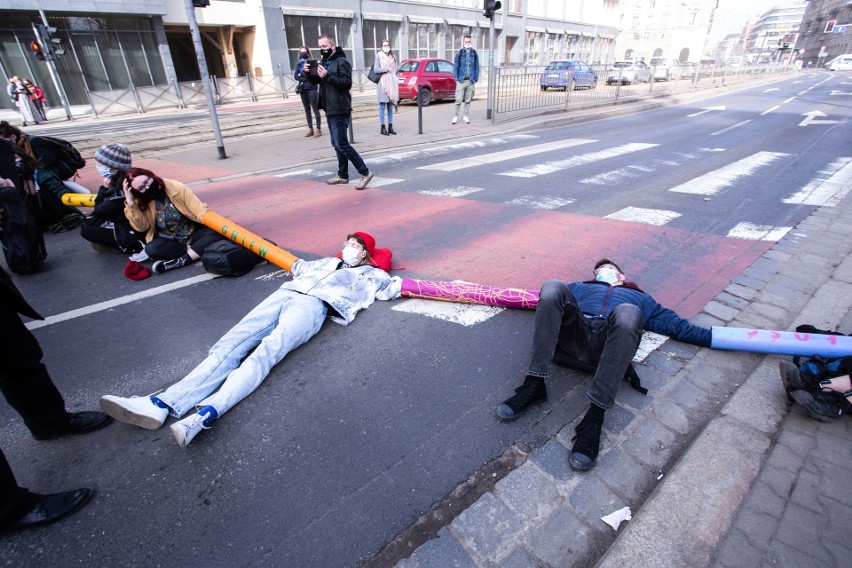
<box><xmin>721</xmin><ymin>358</ymin><xmax>788</xmax><ymax>434</ymax></box>
<box><xmin>494</xmin><ymin>465</ymin><xmax>559</xmax><ymax>523</ymax></box>
<box><xmin>450</xmin><ymin>493</ymin><xmax>523</xmax><ymax>564</ymax></box>
<box><xmin>810</xmin><ymin>422</ymin><xmax>852</xmax><ymax>469</ymax></box>
<box><xmin>631</xmin><ymin>362</ymin><xmax>671</xmax><ymax>393</ymax></box>
<box><xmin>524</xmin><ymin>508</ymin><xmax>596</xmax><ymax>568</ymax></box>
<box><xmin>733</xmin><ymin>273</ymin><xmax>768</xmax><ymax>291</ymax></box>
<box><xmin>763</xmin><ymin>249</ymin><xmax>792</xmax><ymax>263</ymax></box>
<box><xmin>764</xmin><ymin>442</ymin><xmax>805</xmax><ymax>474</ymax></box>
<box><xmin>776</xmin><ymin>427</ymin><xmax>819</xmax><ymax>460</ymax></box>
<box><xmin>730</xmin><ymin>508</ymin><xmax>779</xmax><ymax>548</ymax></box>
<box><xmin>705</xmin><ymin>300</ymin><xmax>740</xmax><ymax>322</ymax></box>
<box><xmin>613</xmin><ymin>382</ymin><xmax>655</xmax><ymax>411</ymax></box>
<box><xmin>802</xmin><ymin>457</ymin><xmax>852</xmax><ymax>508</ymax></box>
<box><xmin>747</xmin><ymin>301</ymin><xmax>791</xmax><ymax>322</ymax></box>
<box><xmin>770</xmin><ymin>273</ymin><xmax>813</xmax><ymax>293</ymax></box>
<box><xmin>714</xmin><ymin>291</ymin><xmax>749</xmax><ymax>311</ymax></box>
<box><xmin>724</xmin><ymin>282</ymin><xmax>758</xmax><ymax>301</ymax></box>
<box><xmin>496</xmin><ymin>546</ymin><xmax>541</xmax><ymax>568</ymax></box>
<box><xmin>714</xmin><ymin>527</ymin><xmax>768</xmax><ymax>568</ymax></box>
<box><xmin>757</xmin><ymin>464</ymin><xmax>798</xmax><ymax>502</ymax></box>
<box><xmin>594</xmin><ymin>449</ymin><xmax>657</xmax><ymax>502</ymax></box>
<box><xmin>568</xmin><ymin>473</ymin><xmax>626</xmax><ymax>526</ymax></box>
<box><xmin>411</xmin><ymin>527</ymin><xmax>478</xmax><ymax>568</ymax></box>
<box><xmin>603</xmin><ymin>404</ymin><xmax>637</xmax><ymax>436</ymax></box>
<box><xmin>656</xmin><ymin>340</ymin><xmax>702</xmax><ymax>360</ymax></box>
<box><xmin>395</xmin><ymin>556</ymin><xmax>420</xmax><ymax>568</ymax></box>
<box><xmin>774</xmin><ymin>504</ymin><xmax>833</xmax><ymax>565</ymax></box>
<box><xmin>529</xmin><ymin>439</ymin><xmax>573</xmax><ymax>483</ymax></box>
<box><xmin>757</xmin><ymin>290</ymin><xmax>808</xmax><ymax>312</ymax></box>
<box><xmin>642</xmin><ymin>350</ymin><xmax>686</xmax><ymax>376</ymax></box>
<box><xmin>622</xmin><ymin>418</ymin><xmax>677</xmax><ymax>470</ymax></box>
<box><xmin>653</xmin><ymin>399</ymin><xmax>690</xmax><ymax>435</ymax></box>
<box><xmin>740</xmin><ymin>480</ymin><xmax>787</xmax><ymax>518</ymax></box>
<box><xmin>689</xmin><ymin>312</ymin><xmax>724</xmax><ymax>329</ymax></box>
<box><xmin>665</xmin><ymin>380</ymin><xmax>709</xmax><ymax>411</ymax></box>
<box><xmin>750</xmin><ymin>257</ymin><xmax>783</xmax><ymax>274</ymax></box>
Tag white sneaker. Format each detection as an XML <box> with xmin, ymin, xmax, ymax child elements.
<box><xmin>463</xmin><ymin>116</ymin><xmax>470</xmax><ymax>124</ymax></box>
<box><xmin>129</xmin><ymin>250</ymin><xmax>149</xmax><ymax>262</ymax></box>
<box><xmin>99</xmin><ymin>395</ymin><xmax>168</xmax><ymax>430</ymax></box>
<box><xmin>451</xmin><ymin>116</ymin><xmax>458</xmax><ymax>124</ymax></box>
<box><xmin>170</xmin><ymin>413</ymin><xmax>209</xmax><ymax>448</ymax></box>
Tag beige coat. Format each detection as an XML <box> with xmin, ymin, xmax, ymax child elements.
<box><xmin>124</xmin><ymin>178</ymin><xmax>209</xmax><ymax>243</ymax></box>
<box><xmin>375</xmin><ymin>51</ymin><xmax>399</xmax><ymax>104</ymax></box>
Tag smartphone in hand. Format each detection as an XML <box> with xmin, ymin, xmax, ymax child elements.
<box><xmin>307</xmin><ymin>59</ymin><xmax>318</xmax><ymax>73</ymax></box>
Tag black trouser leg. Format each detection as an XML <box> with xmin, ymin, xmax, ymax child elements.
<box><xmin>0</xmin><ymin>448</ymin><xmax>36</xmax><ymax>530</ymax></box>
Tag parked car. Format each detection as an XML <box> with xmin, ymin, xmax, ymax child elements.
<box><xmin>649</xmin><ymin>57</ymin><xmax>681</xmax><ymax>81</ymax></box>
<box><xmin>679</xmin><ymin>61</ymin><xmax>699</xmax><ymax>79</ymax></box>
<box><xmin>606</xmin><ymin>61</ymin><xmax>651</xmax><ymax>85</ymax></box>
<box><xmin>540</xmin><ymin>60</ymin><xmax>598</xmax><ymax>91</ymax></box>
<box><xmin>397</xmin><ymin>58</ymin><xmax>456</xmax><ymax>106</ymax></box>
<box><xmin>827</xmin><ymin>54</ymin><xmax>852</xmax><ymax>71</ymax></box>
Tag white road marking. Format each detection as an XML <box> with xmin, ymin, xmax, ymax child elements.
<box><xmin>26</xmin><ymin>273</ymin><xmax>219</xmax><ymax>330</ymax></box>
<box><xmin>366</xmin><ymin>176</ymin><xmax>404</xmax><ymax>187</ymax></box>
<box><xmin>783</xmin><ymin>97</ymin><xmax>796</xmax><ymax>103</ymax></box>
<box><xmin>761</xmin><ymin>105</ymin><xmax>779</xmax><ymax>115</ymax></box>
<box><xmin>710</xmin><ymin>119</ymin><xmax>752</xmax><ymax>136</ymax></box>
<box><xmin>391</xmin><ymin>298</ymin><xmax>504</xmax><ymax>326</ymax></box>
<box><xmin>727</xmin><ymin>222</ymin><xmax>792</xmax><ymax>241</ymax></box>
<box><xmin>418</xmin><ymin>138</ymin><xmax>596</xmax><ymax>172</ymax></box>
<box><xmin>275</xmin><ymin>169</ymin><xmax>330</xmax><ymax>178</ymax></box>
<box><xmin>634</xmin><ymin>332</ymin><xmax>669</xmax><ymax>362</ymax></box>
<box><xmin>499</xmin><ymin>143</ymin><xmax>658</xmax><ymax>178</ymax></box>
<box><xmin>506</xmin><ymin>195</ymin><xmax>575</xmax><ymax>209</ymax></box>
<box><xmin>580</xmin><ymin>148</ymin><xmax>725</xmax><ymax>185</ymax></box>
<box><xmin>686</xmin><ymin>106</ymin><xmax>725</xmax><ymax>117</ymax></box>
<box><xmin>255</xmin><ymin>269</ymin><xmax>291</xmax><ymax>281</ymax></box>
<box><xmin>419</xmin><ymin>186</ymin><xmax>485</xmax><ymax>198</ymax></box>
<box><xmin>668</xmin><ymin>151</ymin><xmax>790</xmax><ymax>195</ymax></box>
<box><xmin>365</xmin><ymin>134</ymin><xmax>538</xmax><ymax>166</ymax></box>
<box><xmin>783</xmin><ymin>157</ymin><xmax>852</xmax><ymax>206</ymax></box>
<box><xmin>605</xmin><ymin>207</ymin><xmax>681</xmax><ymax>226</ymax></box>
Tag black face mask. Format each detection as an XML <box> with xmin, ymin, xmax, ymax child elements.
<box><xmin>320</xmin><ymin>48</ymin><xmax>333</xmax><ymax>59</ymax></box>
<box><xmin>145</xmin><ymin>180</ymin><xmax>167</xmax><ymax>201</ymax></box>
<box><xmin>300</xmin><ymin>52</ymin><xmax>308</xmax><ymax>58</ymax></box>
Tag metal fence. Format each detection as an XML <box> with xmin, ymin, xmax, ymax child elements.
<box><xmin>492</xmin><ymin>63</ymin><xmax>797</xmax><ymax>123</ymax></box>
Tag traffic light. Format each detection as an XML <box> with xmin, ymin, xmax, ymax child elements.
<box><xmin>483</xmin><ymin>0</ymin><xmax>501</xmax><ymax>19</ymax></box>
<box><xmin>30</xmin><ymin>40</ymin><xmax>45</xmax><ymax>61</ymax></box>
<box><xmin>192</xmin><ymin>0</ymin><xmax>210</xmax><ymax>7</ymax></box>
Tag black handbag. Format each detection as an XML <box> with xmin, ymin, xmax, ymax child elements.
<box><xmin>367</xmin><ymin>64</ymin><xmax>383</xmax><ymax>84</ymax></box>
<box><xmin>295</xmin><ymin>81</ymin><xmax>303</xmax><ymax>94</ymax></box>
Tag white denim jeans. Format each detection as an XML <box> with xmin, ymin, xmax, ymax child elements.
<box><xmin>157</xmin><ymin>289</ymin><xmax>327</xmax><ymax>417</ymax></box>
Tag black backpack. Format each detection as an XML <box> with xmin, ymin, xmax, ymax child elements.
<box><xmin>201</xmin><ymin>240</ymin><xmax>266</xmax><ymax>277</ymax></box>
<box><xmin>32</xmin><ymin>136</ymin><xmax>86</xmax><ymax>180</ymax></box>
<box><xmin>0</xmin><ymin>186</ymin><xmax>47</xmax><ymax>274</ymax></box>
<box><xmin>792</xmin><ymin>325</ymin><xmax>851</xmax><ymax>384</ymax></box>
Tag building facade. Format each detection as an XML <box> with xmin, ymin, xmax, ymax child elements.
<box><xmin>1</xmin><ymin>0</ymin><xmax>619</xmax><ymax>112</ymax></box>
<box><xmin>794</xmin><ymin>0</ymin><xmax>852</xmax><ymax>67</ymax></box>
<box><xmin>742</xmin><ymin>1</ymin><xmax>806</xmax><ymax>64</ymax></box>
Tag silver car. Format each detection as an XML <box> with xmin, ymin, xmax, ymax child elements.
<box><xmin>649</xmin><ymin>57</ymin><xmax>681</xmax><ymax>81</ymax></box>
<box><xmin>606</xmin><ymin>61</ymin><xmax>651</xmax><ymax>85</ymax></box>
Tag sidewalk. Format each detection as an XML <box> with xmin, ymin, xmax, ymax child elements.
<box><xmin>386</xmin><ymin>140</ymin><xmax>852</xmax><ymax>566</ymax></box>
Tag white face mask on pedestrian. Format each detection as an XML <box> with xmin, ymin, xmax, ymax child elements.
<box><xmin>595</xmin><ymin>267</ymin><xmax>620</xmax><ymax>285</ymax></box>
<box><xmin>464</xmin><ymin>42</ymin><xmax>472</xmax><ymax>48</ymax></box>
<box><xmin>382</xmin><ymin>46</ymin><xmax>390</xmax><ymax>53</ymax></box>
<box><xmin>342</xmin><ymin>245</ymin><xmax>362</xmax><ymax>265</ymax></box>
<box><xmin>95</xmin><ymin>164</ymin><xmax>113</xmax><ymax>178</ymax></box>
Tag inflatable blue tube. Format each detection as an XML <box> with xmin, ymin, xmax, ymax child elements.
<box><xmin>711</xmin><ymin>327</ymin><xmax>852</xmax><ymax>357</ymax></box>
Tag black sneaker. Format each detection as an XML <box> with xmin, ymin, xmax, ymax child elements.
<box><xmin>495</xmin><ymin>376</ymin><xmax>547</xmax><ymax>422</ymax></box>
<box><xmin>152</xmin><ymin>256</ymin><xmax>190</xmax><ymax>274</ymax></box>
<box><xmin>790</xmin><ymin>390</ymin><xmax>849</xmax><ymax>422</ymax></box>
<box><xmin>569</xmin><ymin>406</ymin><xmax>604</xmax><ymax>472</ymax></box>
<box><xmin>779</xmin><ymin>361</ymin><xmax>821</xmax><ymax>397</ymax></box>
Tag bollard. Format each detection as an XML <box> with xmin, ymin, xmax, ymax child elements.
<box><xmin>417</xmin><ymin>86</ymin><xmax>423</xmax><ymax>134</ymax></box>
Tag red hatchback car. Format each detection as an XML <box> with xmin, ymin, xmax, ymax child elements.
<box><xmin>397</xmin><ymin>58</ymin><xmax>456</xmax><ymax>106</ymax></box>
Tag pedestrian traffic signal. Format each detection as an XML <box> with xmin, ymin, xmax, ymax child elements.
<box><xmin>483</xmin><ymin>0</ymin><xmax>501</xmax><ymax>19</ymax></box>
<box><xmin>30</xmin><ymin>40</ymin><xmax>45</xmax><ymax>61</ymax></box>
<box><xmin>43</xmin><ymin>26</ymin><xmax>65</xmax><ymax>58</ymax></box>
<box><xmin>192</xmin><ymin>0</ymin><xmax>210</xmax><ymax>7</ymax></box>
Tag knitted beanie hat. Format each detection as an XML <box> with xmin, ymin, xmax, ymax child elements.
<box><xmin>94</xmin><ymin>143</ymin><xmax>132</xmax><ymax>172</ymax></box>
<box><xmin>123</xmin><ymin>260</ymin><xmax>150</xmax><ymax>281</ymax></box>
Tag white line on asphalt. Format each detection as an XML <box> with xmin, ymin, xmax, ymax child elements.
<box><xmin>418</xmin><ymin>186</ymin><xmax>485</xmax><ymax>198</ymax></box>
<box><xmin>26</xmin><ymin>273</ymin><xmax>219</xmax><ymax>330</ymax></box>
<box><xmin>275</xmin><ymin>169</ymin><xmax>318</xmax><ymax>177</ymax></box>
<box><xmin>761</xmin><ymin>106</ymin><xmax>780</xmax><ymax>115</ymax></box>
<box><xmin>782</xmin><ymin>157</ymin><xmax>852</xmax><ymax>206</ymax></box>
<box><xmin>605</xmin><ymin>207</ymin><xmax>681</xmax><ymax>226</ymax></box>
<box><xmin>783</xmin><ymin>97</ymin><xmax>796</xmax><ymax>103</ymax></box>
<box><xmin>726</xmin><ymin>222</ymin><xmax>792</xmax><ymax>241</ymax></box>
<box><xmin>710</xmin><ymin>119</ymin><xmax>752</xmax><ymax>136</ymax></box>
<box><xmin>506</xmin><ymin>195</ymin><xmax>575</xmax><ymax>209</ymax></box>
<box><xmin>579</xmin><ymin>164</ymin><xmax>655</xmax><ymax>185</ymax></box>
<box><xmin>391</xmin><ymin>299</ymin><xmax>504</xmax><ymax>326</ymax></box>
<box><xmin>499</xmin><ymin>143</ymin><xmax>658</xmax><ymax>178</ymax></box>
<box><xmin>417</xmin><ymin>139</ymin><xmax>596</xmax><ymax>172</ymax></box>
<box><xmin>365</xmin><ymin>134</ymin><xmax>538</xmax><ymax>167</ymax></box>
<box><xmin>634</xmin><ymin>332</ymin><xmax>669</xmax><ymax>362</ymax></box>
<box><xmin>367</xmin><ymin>177</ymin><xmax>404</xmax><ymax>187</ymax></box>
<box><xmin>668</xmin><ymin>151</ymin><xmax>791</xmax><ymax>195</ymax></box>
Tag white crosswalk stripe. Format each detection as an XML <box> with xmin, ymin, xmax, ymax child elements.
<box><xmin>391</xmin><ymin>299</ymin><xmax>504</xmax><ymax>326</ymax></box>
<box><xmin>419</xmin><ymin>186</ymin><xmax>485</xmax><ymax>198</ymax></box>
<box><xmin>499</xmin><ymin>143</ymin><xmax>659</xmax><ymax>178</ymax></box>
<box><xmin>668</xmin><ymin>151</ymin><xmax>791</xmax><ymax>195</ymax></box>
<box><xmin>580</xmin><ymin>148</ymin><xmax>725</xmax><ymax>185</ymax></box>
<box><xmin>605</xmin><ymin>207</ymin><xmax>681</xmax><ymax>226</ymax></box>
<box><xmin>783</xmin><ymin>157</ymin><xmax>852</xmax><ymax>206</ymax></box>
<box><xmin>727</xmin><ymin>222</ymin><xmax>792</xmax><ymax>241</ymax></box>
<box><xmin>506</xmin><ymin>195</ymin><xmax>575</xmax><ymax>209</ymax></box>
<box><xmin>365</xmin><ymin>134</ymin><xmax>538</xmax><ymax>167</ymax></box>
<box><xmin>418</xmin><ymin>139</ymin><xmax>596</xmax><ymax>172</ymax></box>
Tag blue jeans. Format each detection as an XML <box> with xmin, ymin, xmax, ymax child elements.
<box><xmin>326</xmin><ymin>115</ymin><xmax>368</xmax><ymax>180</ymax></box>
<box><xmin>379</xmin><ymin>102</ymin><xmax>394</xmax><ymax>125</ymax></box>
<box><xmin>156</xmin><ymin>289</ymin><xmax>327</xmax><ymax>417</ymax></box>
<box><xmin>527</xmin><ymin>280</ymin><xmax>643</xmax><ymax>409</ymax></box>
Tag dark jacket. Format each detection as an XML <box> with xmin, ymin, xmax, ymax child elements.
<box><xmin>567</xmin><ymin>280</ymin><xmax>711</xmax><ymax>347</ymax></box>
<box><xmin>294</xmin><ymin>57</ymin><xmax>317</xmax><ymax>91</ymax></box>
<box><xmin>306</xmin><ymin>47</ymin><xmax>352</xmax><ymax>117</ymax></box>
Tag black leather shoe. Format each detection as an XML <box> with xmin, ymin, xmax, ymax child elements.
<box><xmin>32</xmin><ymin>411</ymin><xmax>113</xmax><ymax>440</ymax></box>
<box><xmin>495</xmin><ymin>376</ymin><xmax>547</xmax><ymax>422</ymax></box>
<box><xmin>6</xmin><ymin>489</ymin><xmax>92</xmax><ymax>532</ymax></box>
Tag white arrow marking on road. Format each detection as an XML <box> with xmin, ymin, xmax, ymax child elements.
<box><xmin>783</xmin><ymin>157</ymin><xmax>852</xmax><ymax>206</ymax></box>
<box><xmin>418</xmin><ymin>139</ymin><xmax>596</xmax><ymax>172</ymax></box>
<box><xmin>668</xmin><ymin>151</ymin><xmax>790</xmax><ymax>195</ymax></box>
<box><xmin>762</xmin><ymin>88</ymin><xmax>780</xmax><ymax>93</ymax></box>
<box><xmin>500</xmin><ymin>143</ymin><xmax>658</xmax><ymax>178</ymax></box>
<box><xmin>829</xmin><ymin>90</ymin><xmax>852</xmax><ymax>96</ymax></box>
<box><xmin>799</xmin><ymin>111</ymin><xmax>839</xmax><ymax>126</ymax></box>
<box><xmin>687</xmin><ymin>106</ymin><xmax>726</xmax><ymax>117</ymax></box>
<box><xmin>391</xmin><ymin>298</ymin><xmax>504</xmax><ymax>326</ymax></box>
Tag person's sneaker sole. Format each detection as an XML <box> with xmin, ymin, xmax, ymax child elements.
<box><xmin>790</xmin><ymin>390</ymin><xmax>841</xmax><ymax>422</ymax></box>
<box><xmin>568</xmin><ymin>452</ymin><xmax>597</xmax><ymax>472</ymax></box>
<box><xmin>99</xmin><ymin>396</ymin><xmax>167</xmax><ymax>430</ymax></box>
<box><xmin>355</xmin><ymin>172</ymin><xmax>374</xmax><ymax>190</ymax></box>
<box><xmin>327</xmin><ymin>177</ymin><xmax>349</xmax><ymax>185</ymax></box>
<box><xmin>495</xmin><ymin>397</ymin><xmax>545</xmax><ymax>422</ymax></box>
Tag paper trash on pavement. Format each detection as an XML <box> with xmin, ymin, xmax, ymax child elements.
<box><xmin>601</xmin><ymin>506</ymin><xmax>632</xmax><ymax>531</ymax></box>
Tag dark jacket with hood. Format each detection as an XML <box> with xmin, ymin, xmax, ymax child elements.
<box><xmin>306</xmin><ymin>46</ymin><xmax>352</xmax><ymax>117</ymax></box>
<box><xmin>567</xmin><ymin>280</ymin><xmax>711</xmax><ymax>347</ymax></box>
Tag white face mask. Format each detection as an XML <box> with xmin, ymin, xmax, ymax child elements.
<box><xmin>382</xmin><ymin>46</ymin><xmax>390</xmax><ymax>53</ymax></box>
<box><xmin>464</xmin><ymin>42</ymin><xmax>472</xmax><ymax>48</ymax></box>
<box><xmin>96</xmin><ymin>165</ymin><xmax>113</xmax><ymax>178</ymax></box>
<box><xmin>342</xmin><ymin>245</ymin><xmax>362</xmax><ymax>265</ymax></box>
<box><xmin>595</xmin><ymin>267</ymin><xmax>620</xmax><ymax>285</ymax></box>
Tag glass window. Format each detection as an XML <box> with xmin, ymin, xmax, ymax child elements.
<box><xmin>436</xmin><ymin>60</ymin><xmax>453</xmax><ymax>73</ymax></box>
<box><xmin>408</xmin><ymin>23</ymin><xmax>438</xmax><ymax>59</ymax></box>
<box><xmin>445</xmin><ymin>25</ymin><xmax>473</xmax><ymax>60</ymax></box>
<box><xmin>363</xmin><ymin>20</ymin><xmax>401</xmax><ymax>69</ymax></box>
<box><xmin>284</xmin><ymin>15</ymin><xmax>354</xmax><ymax>69</ymax></box>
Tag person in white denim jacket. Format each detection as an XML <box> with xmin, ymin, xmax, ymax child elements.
<box><xmin>99</xmin><ymin>232</ymin><xmax>400</xmax><ymax>447</ymax></box>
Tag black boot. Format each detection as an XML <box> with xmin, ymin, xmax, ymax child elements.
<box><xmin>388</xmin><ymin>124</ymin><xmax>397</xmax><ymax>135</ymax></box>
<box><xmin>569</xmin><ymin>404</ymin><xmax>605</xmax><ymax>472</ymax></box>
<box><xmin>495</xmin><ymin>375</ymin><xmax>547</xmax><ymax>422</ymax></box>
<box><xmin>381</xmin><ymin>124</ymin><xmax>389</xmax><ymax>136</ymax></box>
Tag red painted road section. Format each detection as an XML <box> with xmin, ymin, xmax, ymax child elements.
<box><xmin>186</xmin><ymin>174</ymin><xmax>772</xmax><ymax>318</ymax></box>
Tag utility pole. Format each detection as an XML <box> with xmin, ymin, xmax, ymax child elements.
<box><xmin>184</xmin><ymin>0</ymin><xmax>227</xmax><ymax>159</ymax></box>
<box><xmin>36</xmin><ymin>10</ymin><xmax>72</xmax><ymax>121</ymax></box>
<box><xmin>483</xmin><ymin>0</ymin><xmax>502</xmax><ymax>120</ymax></box>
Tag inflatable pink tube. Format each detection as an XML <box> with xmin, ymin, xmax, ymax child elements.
<box><xmin>711</xmin><ymin>327</ymin><xmax>852</xmax><ymax>357</ymax></box>
<box><xmin>401</xmin><ymin>278</ymin><xmax>539</xmax><ymax>310</ymax></box>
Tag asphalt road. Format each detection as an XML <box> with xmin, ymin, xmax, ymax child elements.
<box><xmin>1</xmin><ymin>72</ymin><xmax>850</xmax><ymax>567</ymax></box>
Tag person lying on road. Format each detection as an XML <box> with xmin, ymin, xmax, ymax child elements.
<box><xmin>100</xmin><ymin>232</ymin><xmax>398</xmax><ymax>447</ymax></box>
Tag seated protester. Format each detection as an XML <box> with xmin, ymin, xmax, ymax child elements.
<box><xmin>80</xmin><ymin>143</ymin><xmax>144</xmax><ymax>257</ymax></box>
<box><xmin>122</xmin><ymin>167</ymin><xmax>224</xmax><ymax>273</ymax></box>
<box><xmin>100</xmin><ymin>232</ymin><xmax>398</xmax><ymax>447</ymax></box>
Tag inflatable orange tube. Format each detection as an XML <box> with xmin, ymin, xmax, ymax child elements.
<box><xmin>202</xmin><ymin>210</ymin><xmax>299</xmax><ymax>271</ymax></box>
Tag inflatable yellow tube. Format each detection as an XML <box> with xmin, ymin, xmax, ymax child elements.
<box><xmin>202</xmin><ymin>210</ymin><xmax>299</xmax><ymax>271</ymax></box>
<box><xmin>61</xmin><ymin>193</ymin><xmax>96</xmax><ymax>207</ymax></box>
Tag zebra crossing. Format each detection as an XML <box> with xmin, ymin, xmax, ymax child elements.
<box><xmin>290</xmin><ymin>136</ymin><xmax>852</xmax><ymax>242</ymax></box>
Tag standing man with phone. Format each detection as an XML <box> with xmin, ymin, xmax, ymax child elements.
<box><xmin>305</xmin><ymin>35</ymin><xmax>374</xmax><ymax>190</ymax></box>
<box><xmin>452</xmin><ymin>35</ymin><xmax>480</xmax><ymax>125</ymax></box>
